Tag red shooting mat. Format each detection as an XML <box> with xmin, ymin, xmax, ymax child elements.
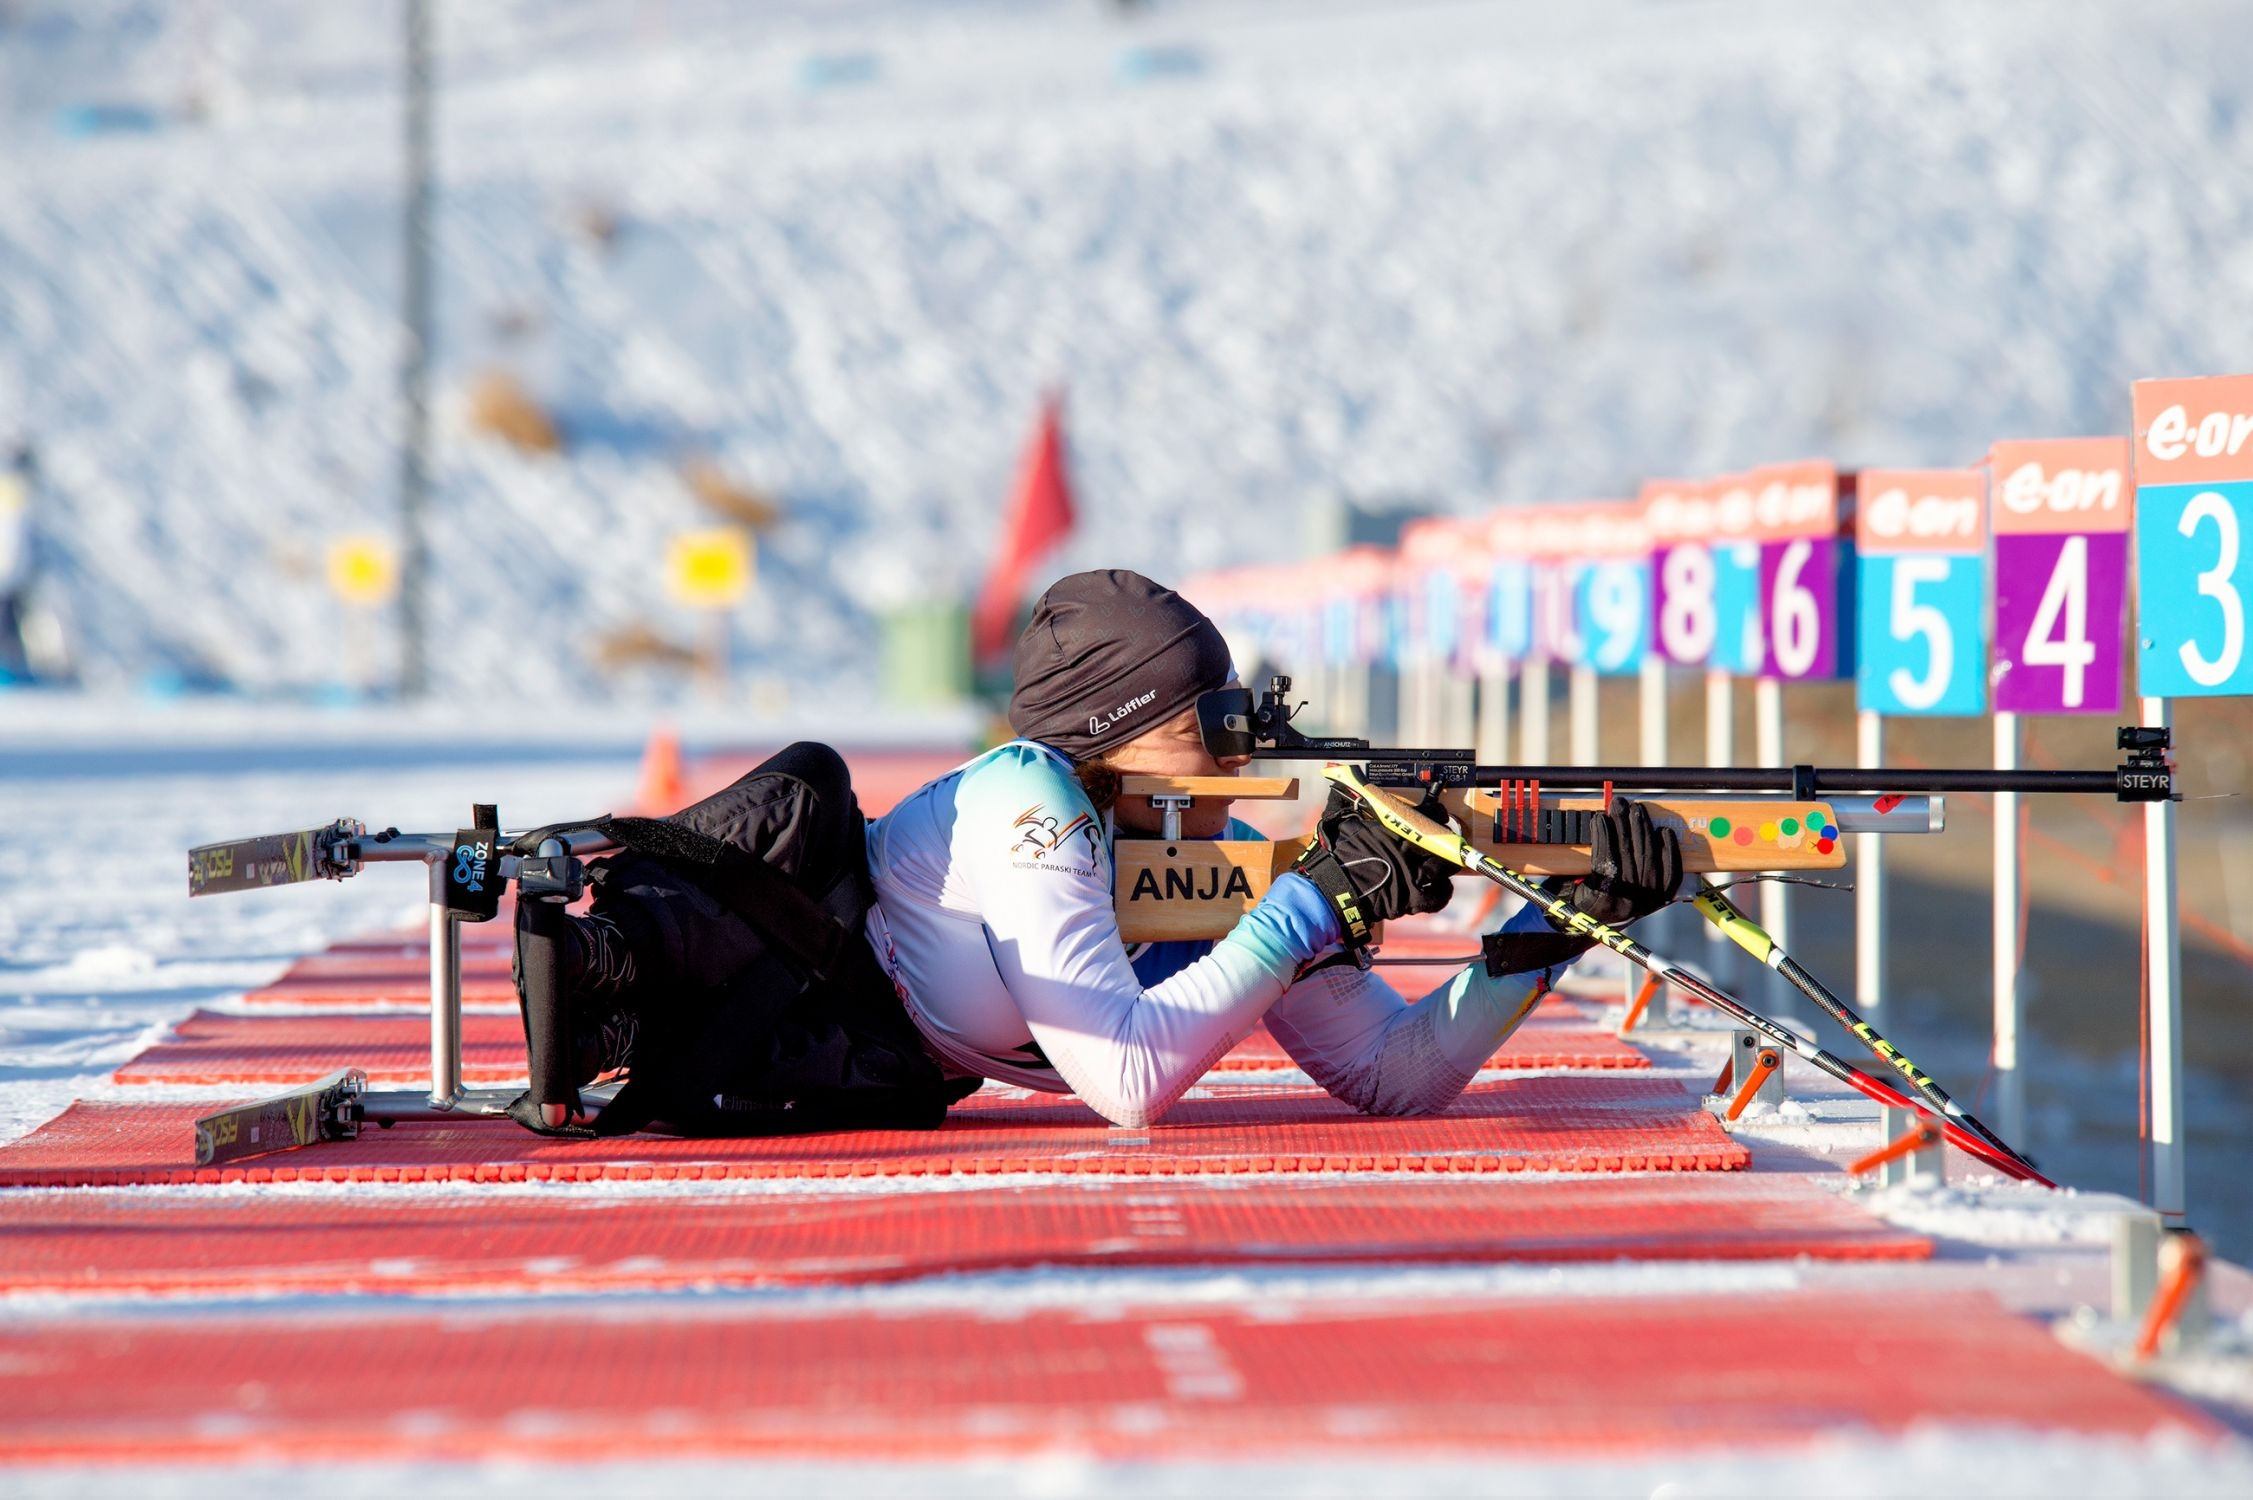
<box><xmin>0</xmin><ymin>1291</ymin><xmax>2212</xmax><ymax>1463</ymax></box>
<box><xmin>112</xmin><ymin>1011</ymin><xmax>527</xmax><ymax>1087</ymax></box>
<box><xmin>0</xmin><ymin>1177</ymin><xmax>1928</xmax><ymax>1298</ymax></box>
<box><xmin>0</xmin><ymin>1077</ymin><xmax>1745</xmax><ymax>1185</ymax></box>
<box><xmin>113</xmin><ymin>1007</ymin><xmax>1642</xmax><ymax>1088</ymax></box>
<box><xmin>238</xmin><ymin>957</ymin><xmax>517</xmax><ymax>1010</ymax></box>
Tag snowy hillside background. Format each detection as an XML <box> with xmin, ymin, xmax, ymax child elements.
<box><xmin>3</xmin><ymin>0</ymin><xmax>2251</xmax><ymax>699</ymax></box>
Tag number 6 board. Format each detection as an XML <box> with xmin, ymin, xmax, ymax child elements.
<box><xmin>1855</xmin><ymin>468</ymin><xmax>1988</xmax><ymax>715</ymax></box>
<box><xmin>2132</xmin><ymin>375</ymin><xmax>2253</xmax><ymax>698</ymax></box>
<box><xmin>1989</xmin><ymin>437</ymin><xmax>2132</xmax><ymax>715</ymax></box>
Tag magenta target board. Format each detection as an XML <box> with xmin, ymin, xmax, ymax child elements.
<box><xmin>1988</xmin><ymin>438</ymin><xmax>2132</xmax><ymax>715</ymax></box>
<box><xmin>1644</xmin><ymin>479</ymin><xmax>1720</xmax><ymax>666</ymax></box>
<box><xmin>1735</xmin><ymin>461</ymin><xmax>1848</xmax><ymax>680</ymax></box>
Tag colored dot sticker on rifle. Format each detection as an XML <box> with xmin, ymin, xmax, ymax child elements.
<box><xmin>1758</xmin><ymin>822</ymin><xmax>1779</xmax><ymax>842</ymax></box>
<box><xmin>1816</xmin><ymin>837</ymin><xmax>1836</xmax><ymax>854</ymax></box>
<box><xmin>1781</xmin><ymin>817</ymin><xmax>1800</xmax><ymax>836</ymax></box>
<box><xmin>1733</xmin><ymin>827</ymin><xmax>1755</xmax><ymax>846</ymax></box>
<box><xmin>1709</xmin><ymin>817</ymin><xmax>1732</xmax><ymax>839</ymax></box>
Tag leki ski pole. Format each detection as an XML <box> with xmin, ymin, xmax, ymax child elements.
<box><xmin>1322</xmin><ymin>765</ymin><xmax>2056</xmax><ymax>1187</ymax></box>
<box><xmin>1691</xmin><ymin>878</ymin><xmax>2035</xmax><ymax>1172</ymax></box>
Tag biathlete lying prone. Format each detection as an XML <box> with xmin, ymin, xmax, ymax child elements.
<box><xmin>515</xmin><ymin>569</ymin><xmax>1684</xmax><ymax>1137</ymax></box>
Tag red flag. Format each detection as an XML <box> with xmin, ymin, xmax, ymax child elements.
<box><xmin>971</xmin><ymin>392</ymin><xmax>1076</xmax><ymax>663</ymax></box>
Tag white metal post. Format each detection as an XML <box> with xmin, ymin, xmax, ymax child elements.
<box><xmin>1992</xmin><ymin>711</ymin><xmax>2026</xmax><ymax>1145</ymax></box>
<box><xmin>2143</xmin><ymin>696</ymin><xmax>2185</xmax><ymax>1226</ymax></box>
<box><xmin>1569</xmin><ymin>664</ymin><xmax>1599</xmax><ymax>764</ymax></box>
<box><xmin>1633</xmin><ymin>656</ymin><xmax>1671</xmax><ymax>1009</ymax></box>
<box><xmin>1755</xmin><ymin>677</ymin><xmax>1790</xmax><ymax>1001</ymax></box>
<box><xmin>1857</xmin><ymin>712</ymin><xmax>1886</xmax><ymax>1016</ymax></box>
<box><xmin>1445</xmin><ymin>669</ymin><xmax>1476</xmax><ymax>748</ymax></box>
<box><xmin>1476</xmin><ymin>665</ymin><xmax>1511</xmax><ymax>764</ymax></box>
<box><xmin>1638</xmin><ymin>656</ymin><xmax>1669</xmax><ymax>767</ymax></box>
<box><xmin>1343</xmin><ymin>660</ymin><xmax>1372</xmax><ymax>739</ymax></box>
<box><xmin>1396</xmin><ymin>660</ymin><xmax>1424</xmax><ymax>746</ymax></box>
<box><xmin>1704</xmin><ymin>669</ymin><xmax>1735</xmax><ymax>983</ymax></box>
<box><xmin>1519</xmin><ymin>659</ymin><xmax>1551</xmax><ymax>764</ymax></box>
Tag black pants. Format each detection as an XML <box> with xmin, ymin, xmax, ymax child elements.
<box><xmin>589</xmin><ymin>741</ymin><xmax>972</xmax><ymax>1137</ymax></box>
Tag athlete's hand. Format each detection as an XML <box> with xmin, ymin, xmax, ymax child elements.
<box><xmin>1291</xmin><ymin>786</ymin><xmax>1457</xmax><ymax>947</ymax></box>
<box><xmin>1548</xmin><ymin>798</ymin><xmax>1682</xmax><ymax>931</ymax></box>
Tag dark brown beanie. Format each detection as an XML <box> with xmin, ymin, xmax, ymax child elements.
<box><xmin>1006</xmin><ymin>570</ymin><xmax>1234</xmax><ymax>761</ymax></box>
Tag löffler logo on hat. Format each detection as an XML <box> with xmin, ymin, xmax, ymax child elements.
<box><xmin>1088</xmin><ymin>688</ymin><xmax>1159</xmax><ymax>739</ymax></box>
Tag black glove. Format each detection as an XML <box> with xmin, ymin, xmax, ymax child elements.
<box><xmin>1291</xmin><ymin>785</ymin><xmax>1458</xmax><ymax>949</ymax></box>
<box><xmin>1480</xmin><ymin>798</ymin><xmax>1684</xmax><ymax>980</ymax></box>
<box><xmin>1547</xmin><ymin>797</ymin><xmax>1684</xmax><ymax>931</ymax></box>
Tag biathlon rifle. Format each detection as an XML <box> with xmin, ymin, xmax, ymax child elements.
<box><xmin>1188</xmin><ymin>676</ymin><xmax>2177</xmax><ymax>1187</ymax></box>
<box><xmin>1198</xmin><ymin>674</ymin><xmax>2178</xmax><ymax>805</ymax></box>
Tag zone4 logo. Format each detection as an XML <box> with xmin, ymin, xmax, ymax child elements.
<box><xmin>453</xmin><ymin>838</ymin><xmax>491</xmax><ymax>893</ymax></box>
<box><xmin>1011</xmin><ymin>805</ymin><xmax>1097</xmax><ymax>860</ymax></box>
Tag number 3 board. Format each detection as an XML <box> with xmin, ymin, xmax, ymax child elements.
<box><xmin>2133</xmin><ymin>375</ymin><xmax>2253</xmax><ymax>699</ymax></box>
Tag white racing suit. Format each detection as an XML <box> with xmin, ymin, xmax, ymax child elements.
<box><xmin>864</xmin><ymin>740</ymin><xmax>1566</xmax><ymax>1127</ymax></box>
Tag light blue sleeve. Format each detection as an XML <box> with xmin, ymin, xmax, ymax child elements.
<box><xmin>1262</xmin><ymin>898</ymin><xmax>1564</xmax><ymax>1115</ymax></box>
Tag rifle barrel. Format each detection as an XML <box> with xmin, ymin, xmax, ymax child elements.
<box><xmin>1465</xmin><ymin>765</ymin><xmax>2119</xmax><ymax>796</ymax></box>
<box><xmin>1254</xmin><ymin>751</ymin><xmax>2132</xmax><ymax>798</ymax></box>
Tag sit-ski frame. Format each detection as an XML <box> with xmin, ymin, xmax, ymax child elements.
<box><xmin>187</xmin><ymin>818</ymin><xmax>623</xmax><ymax>1162</ymax></box>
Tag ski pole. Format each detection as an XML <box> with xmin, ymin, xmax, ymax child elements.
<box><xmin>1692</xmin><ymin>878</ymin><xmax>2037</xmax><ymax>1173</ymax></box>
<box><xmin>1323</xmin><ymin>765</ymin><xmax>2055</xmax><ymax>1186</ymax></box>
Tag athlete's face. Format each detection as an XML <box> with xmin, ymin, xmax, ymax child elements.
<box><xmin>1104</xmin><ymin>689</ymin><xmax>1250</xmax><ymax>839</ymax></box>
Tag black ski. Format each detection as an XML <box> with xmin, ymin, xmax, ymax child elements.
<box><xmin>193</xmin><ymin>1069</ymin><xmax>365</xmax><ymax>1165</ymax></box>
<box><xmin>188</xmin><ymin>819</ymin><xmax>361</xmax><ymax>897</ymax></box>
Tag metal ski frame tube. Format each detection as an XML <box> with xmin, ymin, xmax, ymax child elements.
<box><xmin>302</xmin><ymin>823</ymin><xmax>623</xmax><ymax>1125</ymax></box>
<box><xmin>426</xmin><ymin>854</ymin><xmax>461</xmax><ymax>1108</ymax></box>
<box><xmin>1322</xmin><ymin>765</ymin><xmax>2054</xmax><ymax>1186</ymax></box>
<box><xmin>1691</xmin><ymin>879</ymin><xmax>2041</xmax><ymax>1177</ymax></box>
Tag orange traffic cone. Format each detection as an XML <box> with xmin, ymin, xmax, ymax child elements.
<box><xmin>636</xmin><ymin>724</ymin><xmax>685</xmax><ymax>812</ymax></box>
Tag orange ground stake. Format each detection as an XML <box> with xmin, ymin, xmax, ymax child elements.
<box><xmin>1723</xmin><ymin>1048</ymin><xmax>1782</xmax><ymax>1121</ymax></box>
<box><xmin>2134</xmin><ymin>1232</ymin><xmax>2208</xmax><ymax>1360</ymax></box>
<box><xmin>1620</xmin><ymin>974</ymin><xmax>1663</xmax><ymax>1035</ymax></box>
<box><xmin>1848</xmin><ymin>1120</ymin><xmax>1940</xmax><ymax>1178</ymax></box>
<box><xmin>636</xmin><ymin>725</ymin><xmax>685</xmax><ymax>812</ymax></box>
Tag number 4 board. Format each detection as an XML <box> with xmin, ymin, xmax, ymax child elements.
<box><xmin>1989</xmin><ymin>437</ymin><xmax>2132</xmax><ymax>716</ymax></box>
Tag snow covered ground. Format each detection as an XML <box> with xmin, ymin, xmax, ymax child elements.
<box><xmin>4</xmin><ymin>0</ymin><xmax>2252</xmax><ymax>697</ymax></box>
